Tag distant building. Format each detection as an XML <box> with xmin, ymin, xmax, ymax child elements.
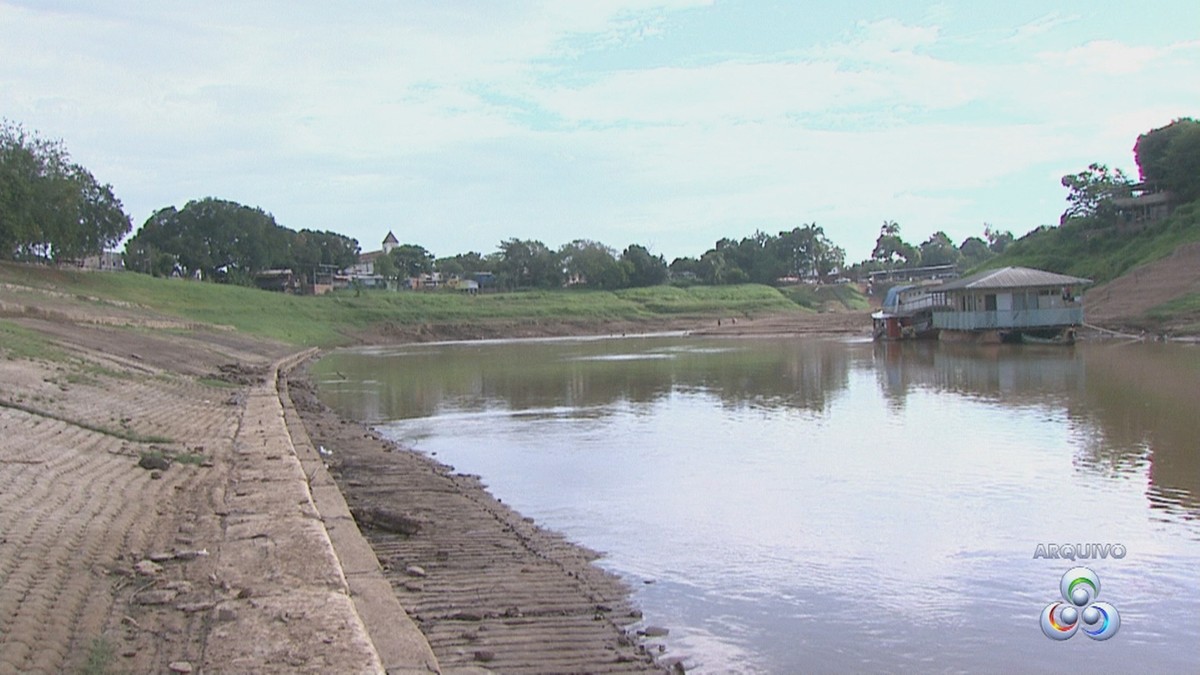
<box><xmin>866</xmin><ymin>263</ymin><xmax>958</xmax><ymax>285</ymax></box>
<box><xmin>69</xmin><ymin>251</ymin><xmax>124</xmax><ymax>271</ymax></box>
<box><xmin>345</xmin><ymin>231</ymin><xmax>401</xmax><ymax>287</ymax></box>
<box><xmin>382</xmin><ymin>230</ymin><xmax>399</xmax><ymax>255</ymax></box>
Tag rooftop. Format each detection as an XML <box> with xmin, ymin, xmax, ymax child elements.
<box><xmin>935</xmin><ymin>266</ymin><xmax>1091</xmax><ymax>292</ymax></box>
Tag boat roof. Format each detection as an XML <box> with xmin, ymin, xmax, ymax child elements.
<box><xmin>881</xmin><ymin>284</ymin><xmax>916</xmax><ymax>309</ymax></box>
<box><xmin>935</xmin><ymin>266</ymin><xmax>1091</xmax><ymax>292</ymax></box>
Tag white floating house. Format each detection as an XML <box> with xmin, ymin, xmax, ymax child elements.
<box><xmin>930</xmin><ymin>267</ymin><xmax>1091</xmax><ymax>344</ymax></box>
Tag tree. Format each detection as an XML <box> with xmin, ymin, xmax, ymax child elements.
<box><xmin>1060</xmin><ymin>163</ymin><xmax>1132</xmax><ymax>223</ymax></box>
<box><xmin>775</xmin><ymin>224</ymin><xmax>844</xmax><ymax>279</ymax></box>
<box><xmin>958</xmin><ymin>236</ymin><xmax>991</xmax><ymax>268</ymax></box>
<box><xmin>372</xmin><ymin>250</ymin><xmax>396</xmax><ymax>281</ymax></box>
<box><xmin>620</xmin><ymin>244</ymin><xmax>668</xmax><ymax>287</ymax></box>
<box><xmin>123</xmin><ymin>198</ymin><xmax>290</xmax><ymax>281</ymax></box>
<box><xmin>1134</xmin><ymin>118</ymin><xmax>1200</xmax><ymax>202</ymax></box>
<box><xmin>871</xmin><ymin>221</ymin><xmax>918</xmax><ymax>267</ymax></box>
<box><xmin>389</xmin><ymin>244</ymin><xmax>434</xmax><ymax>278</ymax></box>
<box><xmin>292</xmin><ymin>229</ymin><xmax>359</xmax><ymax>283</ymax></box>
<box><xmin>436</xmin><ymin>251</ymin><xmax>487</xmax><ymax>279</ymax></box>
<box><xmin>495</xmin><ymin>238</ymin><xmax>562</xmax><ymax>289</ymax></box>
<box><xmin>668</xmin><ymin>256</ymin><xmax>702</xmax><ymax>281</ymax></box>
<box><xmin>1</xmin><ymin>120</ymin><xmax>131</xmax><ymax>261</ymax></box>
<box><xmin>983</xmin><ymin>224</ymin><xmax>1014</xmax><ymax>254</ymax></box>
<box><xmin>918</xmin><ymin>231</ymin><xmax>961</xmax><ymax>267</ymax></box>
<box><xmin>559</xmin><ymin>239</ymin><xmax>623</xmax><ymax>289</ymax></box>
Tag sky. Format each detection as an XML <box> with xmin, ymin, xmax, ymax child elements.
<box><xmin>2</xmin><ymin>1</ymin><xmax>1199</xmax><ymax>263</ymax></box>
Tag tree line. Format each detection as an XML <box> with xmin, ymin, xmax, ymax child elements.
<box><xmin>123</xmin><ymin>198</ymin><xmax>359</xmax><ymax>284</ymax></box>
<box><xmin>9</xmin><ymin>117</ymin><xmax>1194</xmax><ymax>291</ymax></box>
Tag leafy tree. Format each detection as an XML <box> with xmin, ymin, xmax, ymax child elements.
<box><xmin>435</xmin><ymin>252</ymin><xmax>488</xmax><ymax>279</ymax></box>
<box><xmin>1134</xmin><ymin>118</ymin><xmax>1200</xmax><ymax>203</ymax></box>
<box><xmin>372</xmin><ymin>250</ymin><xmax>396</xmax><ymax>281</ymax></box>
<box><xmin>668</xmin><ymin>256</ymin><xmax>702</xmax><ymax>281</ymax></box>
<box><xmin>958</xmin><ymin>235</ymin><xmax>992</xmax><ymax>268</ymax></box>
<box><xmin>1060</xmin><ymin>163</ymin><xmax>1132</xmax><ymax>223</ymax></box>
<box><xmin>496</xmin><ymin>238</ymin><xmax>562</xmax><ymax>289</ymax></box>
<box><xmin>918</xmin><ymin>231</ymin><xmax>961</xmax><ymax>267</ymax></box>
<box><xmin>389</xmin><ymin>243</ymin><xmax>434</xmax><ymax>278</ymax></box>
<box><xmin>698</xmin><ymin>249</ymin><xmax>730</xmax><ymax>284</ymax></box>
<box><xmin>1</xmin><ymin>120</ymin><xmax>131</xmax><ymax>261</ymax></box>
<box><xmin>775</xmin><ymin>224</ymin><xmax>844</xmax><ymax>279</ymax></box>
<box><xmin>559</xmin><ymin>239</ymin><xmax>623</xmax><ymax>288</ymax></box>
<box><xmin>620</xmin><ymin>244</ymin><xmax>668</xmax><ymax>287</ymax></box>
<box><xmin>871</xmin><ymin>221</ymin><xmax>919</xmax><ymax>267</ymax></box>
<box><xmin>983</xmin><ymin>224</ymin><xmax>1014</xmax><ymax>254</ymax></box>
<box><xmin>292</xmin><ymin>229</ymin><xmax>359</xmax><ymax>282</ymax></box>
<box><xmin>123</xmin><ymin>198</ymin><xmax>290</xmax><ymax>280</ymax></box>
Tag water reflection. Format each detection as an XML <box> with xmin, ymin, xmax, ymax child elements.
<box><xmin>870</xmin><ymin>340</ymin><xmax>1200</xmax><ymax>522</ymax></box>
<box><xmin>316</xmin><ymin>336</ymin><xmax>855</xmax><ymax>421</ymax></box>
<box><xmin>315</xmin><ymin>336</ymin><xmax>1200</xmax><ymax>673</ymax></box>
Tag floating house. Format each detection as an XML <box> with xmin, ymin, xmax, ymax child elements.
<box><xmin>871</xmin><ymin>283</ymin><xmax>942</xmax><ymax>340</ymax></box>
<box><xmin>929</xmin><ymin>267</ymin><xmax>1090</xmax><ymax>344</ymax></box>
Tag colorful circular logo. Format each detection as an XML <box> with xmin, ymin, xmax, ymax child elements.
<box><xmin>1040</xmin><ymin>567</ymin><xmax>1120</xmax><ymax>641</ymax></box>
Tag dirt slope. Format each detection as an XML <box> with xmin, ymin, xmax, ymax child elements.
<box><xmin>1085</xmin><ymin>242</ymin><xmax>1200</xmax><ymax>331</ymax></box>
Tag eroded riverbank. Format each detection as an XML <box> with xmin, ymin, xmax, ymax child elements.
<box><xmin>286</xmin><ymin>366</ymin><xmax>667</xmax><ymax>673</ymax></box>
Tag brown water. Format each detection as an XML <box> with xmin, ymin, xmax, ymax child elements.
<box><xmin>313</xmin><ymin>336</ymin><xmax>1200</xmax><ymax>674</ymax></box>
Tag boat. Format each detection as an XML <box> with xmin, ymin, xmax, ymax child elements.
<box><xmin>871</xmin><ymin>284</ymin><xmax>942</xmax><ymax>341</ymax></box>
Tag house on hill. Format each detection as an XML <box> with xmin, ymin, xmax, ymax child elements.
<box><xmin>930</xmin><ymin>267</ymin><xmax>1091</xmax><ymax>344</ymax></box>
<box><xmin>1111</xmin><ymin>183</ymin><xmax>1177</xmax><ymax>228</ymax></box>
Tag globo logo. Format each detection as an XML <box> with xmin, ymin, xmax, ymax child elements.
<box><xmin>1040</xmin><ymin>567</ymin><xmax>1120</xmax><ymax>641</ymax></box>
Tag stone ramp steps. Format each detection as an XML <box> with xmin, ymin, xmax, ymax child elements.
<box><xmin>287</xmin><ymin>383</ymin><xmax>663</xmax><ymax>675</ymax></box>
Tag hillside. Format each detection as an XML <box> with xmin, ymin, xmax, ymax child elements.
<box><xmin>991</xmin><ymin>200</ymin><xmax>1199</xmax><ymax>283</ymax></box>
<box><xmin>983</xmin><ymin>198</ymin><xmax>1200</xmax><ymax>333</ymax></box>
<box><xmin>1086</xmin><ymin>241</ymin><xmax>1200</xmax><ymax>333</ymax></box>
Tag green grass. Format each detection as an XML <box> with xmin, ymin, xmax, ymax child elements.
<box><xmin>0</xmin><ymin>262</ymin><xmax>806</xmax><ymax>347</ymax></box>
<box><xmin>80</xmin><ymin>636</ymin><xmax>116</xmax><ymax>675</ymax></box>
<box><xmin>140</xmin><ymin>447</ymin><xmax>207</xmax><ymax>465</ymax></box>
<box><xmin>779</xmin><ymin>284</ymin><xmax>869</xmax><ymax>312</ymax></box>
<box><xmin>0</xmin><ymin>318</ymin><xmax>68</xmax><ymax>361</ymax></box>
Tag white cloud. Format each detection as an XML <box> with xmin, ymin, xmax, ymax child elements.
<box><xmin>2</xmin><ymin>3</ymin><xmax>1198</xmax><ymax>263</ymax></box>
<box><xmin>1005</xmin><ymin>12</ymin><xmax>1080</xmax><ymax>43</ymax></box>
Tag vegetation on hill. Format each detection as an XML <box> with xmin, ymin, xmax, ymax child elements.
<box><xmin>986</xmin><ymin>200</ymin><xmax>1200</xmax><ymax>283</ymax></box>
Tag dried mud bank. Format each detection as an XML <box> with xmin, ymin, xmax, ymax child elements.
<box><xmin>0</xmin><ymin>316</ymin><xmax>435</xmax><ymax>674</ymax></box>
<box><xmin>286</xmin><ymin>367</ymin><xmax>669</xmax><ymax>674</ymax></box>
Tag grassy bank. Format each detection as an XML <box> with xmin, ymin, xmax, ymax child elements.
<box><xmin>0</xmin><ymin>262</ymin><xmax>818</xmax><ymax>347</ymax></box>
<box><xmin>779</xmin><ymin>283</ymin><xmax>869</xmax><ymax>312</ymax></box>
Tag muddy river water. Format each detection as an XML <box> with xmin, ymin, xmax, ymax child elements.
<box><xmin>314</xmin><ymin>336</ymin><xmax>1200</xmax><ymax>674</ymax></box>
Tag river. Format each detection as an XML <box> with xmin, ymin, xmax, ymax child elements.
<box><xmin>312</xmin><ymin>336</ymin><xmax>1200</xmax><ymax>674</ymax></box>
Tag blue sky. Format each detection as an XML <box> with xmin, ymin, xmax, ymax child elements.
<box><xmin>2</xmin><ymin>1</ymin><xmax>1198</xmax><ymax>262</ymax></box>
